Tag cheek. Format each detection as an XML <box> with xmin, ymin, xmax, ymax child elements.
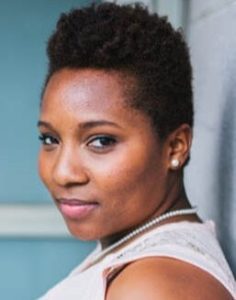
<box><xmin>90</xmin><ymin>146</ymin><xmax>163</xmax><ymax>203</ymax></box>
<box><xmin>38</xmin><ymin>151</ymin><xmax>52</xmax><ymax>188</ymax></box>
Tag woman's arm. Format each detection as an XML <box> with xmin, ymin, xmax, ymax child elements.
<box><xmin>106</xmin><ymin>257</ymin><xmax>233</xmax><ymax>300</ymax></box>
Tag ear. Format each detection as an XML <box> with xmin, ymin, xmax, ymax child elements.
<box><xmin>166</xmin><ymin>124</ymin><xmax>193</xmax><ymax>170</ymax></box>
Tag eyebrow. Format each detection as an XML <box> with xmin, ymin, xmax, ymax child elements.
<box><xmin>78</xmin><ymin>120</ymin><xmax>122</xmax><ymax>130</ymax></box>
<box><xmin>37</xmin><ymin>120</ymin><xmax>122</xmax><ymax>130</ymax></box>
<box><xmin>37</xmin><ymin>120</ymin><xmax>53</xmax><ymax>129</ymax></box>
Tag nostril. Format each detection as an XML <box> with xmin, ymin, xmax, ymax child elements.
<box><xmin>53</xmin><ymin>164</ymin><xmax>89</xmax><ymax>187</ymax></box>
<box><xmin>52</xmin><ymin>152</ymin><xmax>89</xmax><ymax>187</ymax></box>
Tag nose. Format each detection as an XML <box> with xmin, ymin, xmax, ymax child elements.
<box><xmin>52</xmin><ymin>146</ymin><xmax>89</xmax><ymax>187</ymax></box>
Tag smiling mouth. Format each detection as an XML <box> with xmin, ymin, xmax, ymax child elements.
<box><xmin>56</xmin><ymin>198</ymin><xmax>99</xmax><ymax>219</ymax></box>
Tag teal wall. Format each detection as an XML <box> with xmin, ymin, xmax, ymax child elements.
<box><xmin>0</xmin><ymin>1</ymin><xmax>96</xmax><ymax>299</ymax></box>
<box><xmin>0</xmin><ymin>239</ymin><xmax>95</xmax><ymax>299</ymax></box>
<box><xmin>0</xmin><ymin>0</ymin><xmax>92</xmax><ymax>203</ymax></box>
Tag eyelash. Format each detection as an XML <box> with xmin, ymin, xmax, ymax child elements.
<box><xmin>38</xmin><ymin>133</ymin><xmax>117</xmax><ymax>152</ymax></box>
<box><xmin>39</xmin><ymin>134</ymin><xmax>59</xmax><ymax>146</ymax></box>
<box><xmin>87</xmin><ymin>135</ymin><xmax>117</xmax><ymax>151</ymax></box>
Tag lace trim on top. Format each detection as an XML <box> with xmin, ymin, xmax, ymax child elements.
<box><xmin>102</xmin><ymin>221</ymin><xmax>236</xmax><ymax>298</ymax></box>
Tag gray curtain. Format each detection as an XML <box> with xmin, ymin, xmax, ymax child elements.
<box><xmin>185</xmin><ymin>0</ymin><xmax>236</xmax><ymax>275</ymax></box>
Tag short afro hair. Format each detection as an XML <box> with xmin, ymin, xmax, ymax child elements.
<box><xmin>44</xmin><ymin>2</ymin><xmax>193</xmax><ymax>139</ymax></box>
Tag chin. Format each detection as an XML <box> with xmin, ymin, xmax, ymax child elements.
<box><xmin>64</xmin><ymin>220</ymin><xmax>103</xmax><ymax>241</ymax></box>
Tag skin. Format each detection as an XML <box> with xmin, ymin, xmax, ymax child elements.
<box><xmin>106</xmin><ymin>258</ymin><xmax>233</xmax><ymax>300</ymax></box>
<box><xmin>38</xmin><ymin>68</ymin><xmax>231</xmax><ymax>299</ymax></box>
<box><xmin>39</xmin><ymin>68</ymin><xmax>194</xmax><ymax>244</ymax></box>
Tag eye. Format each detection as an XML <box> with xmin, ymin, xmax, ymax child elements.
<box><xmin>39</xmin><ymin>134</ymin><xmax>59</xmax><ymax>146</ymax></box>
<box><xmin>87</xmin><ymin>135</ymin><xmax>117</xmax><ymax>151</ymax></box>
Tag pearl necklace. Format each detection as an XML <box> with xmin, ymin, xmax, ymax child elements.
<box><xmin>88</xmin><ymin>207</ymin><xmax>197</xmax><ymax>267</ymax></box>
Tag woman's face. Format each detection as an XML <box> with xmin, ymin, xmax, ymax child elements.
<box><xmin>38</xmin><ymin>69</ymin><xmax>170</xmax><ymax>242</ymax></box>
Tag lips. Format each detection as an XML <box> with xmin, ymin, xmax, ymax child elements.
<box><xmin>56</xmin><ymin>198</ymin><xmax>99</xmax><ymax>219</ymax></box>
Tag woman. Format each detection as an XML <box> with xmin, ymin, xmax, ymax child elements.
<box><xmin>38</xmin><ymin>3</ymin><xmax>236</xmax><ymax>299</ymax></box>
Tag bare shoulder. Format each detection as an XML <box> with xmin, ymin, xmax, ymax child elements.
<box><xmin>106</xmin><ymin>257</ymin><xmax>233</xmax><ymax>300</ymax></box>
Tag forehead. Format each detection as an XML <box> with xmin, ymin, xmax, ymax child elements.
<box><xmin>41</xmin><ymin>68</ymin><xmax>152</xmax><ymax>131</ymax></box>
<box><xmin>42</xmin><ymin>68</ymin><xmax>133</xmax><ymax>112</ymax></box>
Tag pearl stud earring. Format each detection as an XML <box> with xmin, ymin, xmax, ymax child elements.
<box><xmin>171</xmin><ymin>158</ymin><xmax>180</xmax><ymax>169</ymax></box>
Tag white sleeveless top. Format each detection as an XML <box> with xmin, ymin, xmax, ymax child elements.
<box><xmin>39</xmin><ymin>221</ymin><xmax>236</xmax><ymax>299</ymax></box>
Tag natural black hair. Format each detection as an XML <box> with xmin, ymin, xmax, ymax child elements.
<box><xmin>44</xmin><ymin>2</ymin><xmax>193</xmax><ymax>139</ymax></box>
